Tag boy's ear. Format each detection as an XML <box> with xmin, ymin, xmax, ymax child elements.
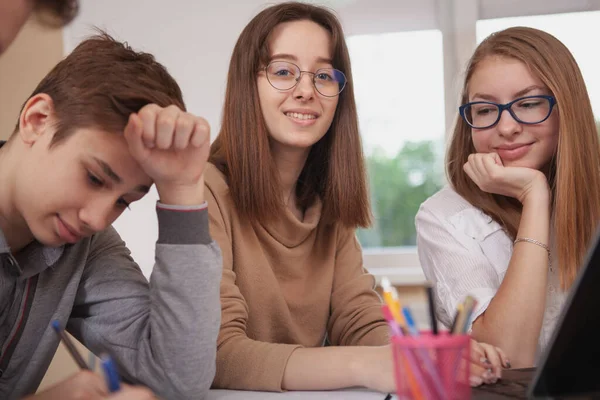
<box><xmin>18</xmin><ymin>94</ymin><xmax>56</xmax><ymax>146</ymax></box>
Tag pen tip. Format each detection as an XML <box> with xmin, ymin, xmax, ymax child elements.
<box><xmin>51</xmin><ymin>320</ymin><xmax>61</xmax><ymax>331</ymax></box>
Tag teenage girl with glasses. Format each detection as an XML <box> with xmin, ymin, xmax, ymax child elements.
<box><xmin>206</xmin><ymin>1</ymin><xmax>506</xmax><ymax>393</ymax></box>
<box><xmin>417</xmin><ymin>26</ymin><xmax>600</xmax><ymax>368</ymax></box>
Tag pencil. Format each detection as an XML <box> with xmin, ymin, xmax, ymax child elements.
<box><xmin>450</xmin><ymin>303</ymin><xmax>463</xmax><ymax>333</ymax></box>
<box><xmin>51</xmin><ymin>320</ymin><xmax>89</xmax><ymax>370</ymax></box>
<box><xmin>460</xmin><ymin>296</ymin><xmax>478</xmax><ymax>334</ymax></box>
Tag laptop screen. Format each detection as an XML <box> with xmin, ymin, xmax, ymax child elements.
<box><xmin>529</xmin><ymin>229</ymin><xmax>600</xmax><ymax>397</ymax></box>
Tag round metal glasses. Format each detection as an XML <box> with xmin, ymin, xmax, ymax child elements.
<box><xmin>264</xmin><ymin>60</ymin><xmax>347</xmax><ymax>97</ymax></box>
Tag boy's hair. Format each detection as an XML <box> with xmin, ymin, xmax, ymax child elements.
<box><xmin>13</xmin><ymin>32</ymin><xmax>185</xmax><ymax>146</ymax></box>
<box><xmin>34</xmin><ymin>0</ymin><xmax>79</xmax><ymax>26</ymax></box>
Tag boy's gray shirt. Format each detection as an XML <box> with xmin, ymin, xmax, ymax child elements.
<box><xmin>0</xmin><ymin>205</ymin><xmax>222</xmax><ymax>400</ymax></box>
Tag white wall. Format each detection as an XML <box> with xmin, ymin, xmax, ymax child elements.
<box><xmin>63</xmin><ymin>0</ymin><xmax>435</xmax><ymax>277</ymax></box>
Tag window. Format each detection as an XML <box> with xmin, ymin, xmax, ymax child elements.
<box><xmin>347</xmin><ymin>30</ymin><xmax>446</xmax><ymax>251</ymax></box>
<box><xmin>477</xmin><ymin>11</ymin><xmax>600</xmax><ymax>118</ymax></box>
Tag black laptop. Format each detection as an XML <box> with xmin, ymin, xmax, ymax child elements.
<box><xmin>527</xmin><ymin>228</ymin><xmax>600</xmax><ymax>398</ymax></box>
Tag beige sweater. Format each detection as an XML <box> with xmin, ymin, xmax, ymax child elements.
<box><xmin>205</xmin><ymin>163</ymin><xmax>389</xmax><ymax>391</ymax></box>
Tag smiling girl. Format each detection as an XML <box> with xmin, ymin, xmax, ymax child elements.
<box><xmin>416</xmin><ymin>26</ymin><xmax>600</xmax><ymax>368</ymax></box>
<box><xmin>206</xmin><ymin>1</ymin><xmax>506</xmax><ymax>392</ymax></box>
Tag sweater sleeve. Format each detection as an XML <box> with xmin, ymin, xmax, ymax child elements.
<box><xmin>326</xmin><ymin>226</ymin><xmax>389</xmax><ymax>346</ymax></box>
<box><xmin>68</xmin><ymin>206</ymin><xmax>222</xmax><ymax>400</ymax></box>
<box><xmin>207</xmin><ymin>186</ymin><xmax>302</xmax><ymax>392</ymax></box>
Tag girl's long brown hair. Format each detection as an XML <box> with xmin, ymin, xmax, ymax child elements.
<box><xmin>210</xmin><ymin>2</ymin><xmax>371</xmax><ymax>229</ymax></box>
<box><xmin>447</xmin><ymin>26</ymin><xmax>600</xmax><ymax>289</ymax></box>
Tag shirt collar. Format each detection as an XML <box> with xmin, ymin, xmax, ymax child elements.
<box><xmin>0</xmin><ymin>219</ymin><xmax>64</xmax><ymax>278</ymax></box>
<box><xmin>0</xmin><ymin>140</ymin><xmax>64</xmax><ymax>271</ymax></box>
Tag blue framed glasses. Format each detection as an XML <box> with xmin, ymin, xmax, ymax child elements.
<box><xmin>459</xmin><ymin>95</ymin><xmax>557</xmax><ymax>129</ymax></box>
<box><xmin>264</xmin><ymin>60</ymin><xmax>346</xmax><ymax>97</ymax></box>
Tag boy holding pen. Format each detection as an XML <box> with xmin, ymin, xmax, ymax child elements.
<box><xmin>0</xmin><ymin>33</ymin><xmax>221</xmax><ymax>399</ymax></box>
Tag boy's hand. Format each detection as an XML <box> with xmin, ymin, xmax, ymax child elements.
<box><xmin>124</xmin><ymin>104</ymin><xmax>211</xmax><ymax>205</ymax></box>
<box><xmin>106</xmin><ymin>385</ymin><xmax>156</xmax><ymax>399</ymax></box>
<box><xmin>23</xmin><ymin>371</ymin><xmax>157</xmax><ymax>399</ymax></box>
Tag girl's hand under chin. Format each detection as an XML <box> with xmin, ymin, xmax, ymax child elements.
<box><xmin>463</xmin><ymin>152</ymin><xmax>550</xmax><ymax>204</ymax></box>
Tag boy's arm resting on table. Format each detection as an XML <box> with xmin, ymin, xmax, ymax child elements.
<box><xmin>67</xmin><ymin>204</ymin><xmax>222</xmax><ymax>400</ymax></box>
<box><xmin>327</xmin><ymin>226</ymin><xmax>389</xmax><ymax>347</ymax></box>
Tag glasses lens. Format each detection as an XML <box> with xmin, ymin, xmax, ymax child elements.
<box><xmin>314</xmin><ymin>68</ymin><xmax>346</xmax><ymax>96</ymax></box>
<box><xmin>511</xmin><ymin>96</ymin><xmax>552</xmax><ymax>124</ymax></box>
<box><xmin>463</xmin><ymin>103</ymin><xmax>499</xmax><ymax>128</ymax></box>
<box><xmin>266</xmin><ymin>61</ymin><xmax>299</xmax><ymax>90</ymax></box>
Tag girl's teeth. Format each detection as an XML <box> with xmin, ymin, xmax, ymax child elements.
<box><xmin>286</xmin><ymin>112</ymin><xmax>315</xmax><ymax>120</ymax></box>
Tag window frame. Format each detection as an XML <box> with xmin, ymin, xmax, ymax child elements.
<box><xmin>361</xmin><ymin>0</ymin><xmax>600</xmax><ymax>279</ymax></box>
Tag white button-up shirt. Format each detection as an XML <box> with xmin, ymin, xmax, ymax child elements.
<box><xmin>416</xmin><ymin>186</ymin><xmax>567</xmax><ymax>355</ymax></box>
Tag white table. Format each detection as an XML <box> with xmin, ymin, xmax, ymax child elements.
<box><xmin>207</xmin><ymin>388</ymin><xmax>397</xmax><ymax>399</ymax></box>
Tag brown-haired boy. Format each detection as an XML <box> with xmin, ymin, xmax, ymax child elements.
<box><xmin>0</xmin><ymin>33</ymin><xmax>221</xmax><ymax>399</ymax></box>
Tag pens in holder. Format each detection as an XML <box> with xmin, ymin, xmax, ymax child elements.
<box><xmin>402</xmin><ymin>307</ymin><xmax>447</xmax><ymax>400</ymax></box>
<box><xmin>101</xmin><ymin>354</ymin><xmax>121</xmax><ymax>393</ymax></box>
<box><xmin>382</xmin><ymin>305</ymin><xmax>428</xmax><ymax>400</ymax></box>
<box><xmin>425</xmin><ymin>285</ymin><xmax>439</xmax><ymax>335</ymax></box>
<box><xmin>452</xmin><ymin>296</ymin><xmax>476</xmax><ymax>335</ymax></box>
<box><xmin>449</xmin><ymin>295</ymin><xmax>478</xmax><ymax>387</ymax></box>
<box><xmin>51</xmin><ymin>320</ymin><xmax>89</xmax><ymax>370</ymax></box>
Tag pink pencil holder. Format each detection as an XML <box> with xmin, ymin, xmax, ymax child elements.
<box><xmin>391</xmin><ymin>332</ymin><xmax>470</xmax><ymax>400</ymax></box>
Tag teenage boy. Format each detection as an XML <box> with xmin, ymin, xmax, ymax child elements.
<box><xmin>0</xmin><ymin>33</ymin><xmax>221</xmax><ymax>400</ymax></box>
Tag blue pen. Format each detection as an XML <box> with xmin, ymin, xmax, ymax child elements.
<box><xmin>402</xmin><ymin>307</ymin><xmax>448</xmax><ymax>400</ymax></box>
<box><xmin>401</xmin><ymin>307</ymin><xmax>420</xmax><ymax>336</ymax></box>
<box><xmin>101</xmin><ymin>354</ymin><xmax>121</xmax><ymax>393</ymax></box>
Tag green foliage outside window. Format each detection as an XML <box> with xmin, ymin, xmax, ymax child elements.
<box><xmin>358</xmin><ymin>140</ymin><xmax>444</xmax><ymax>247</ymax></box>
<box><xmin>359</xmin><ymin>120</ymin><xmax>600</xmax><ymax>248</ymax></box>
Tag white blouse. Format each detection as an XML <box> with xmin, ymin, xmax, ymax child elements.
<box><xmin>415</xmin><ymin>186</ymin><xmax>567</xmax><ymax>355</ymax></box>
